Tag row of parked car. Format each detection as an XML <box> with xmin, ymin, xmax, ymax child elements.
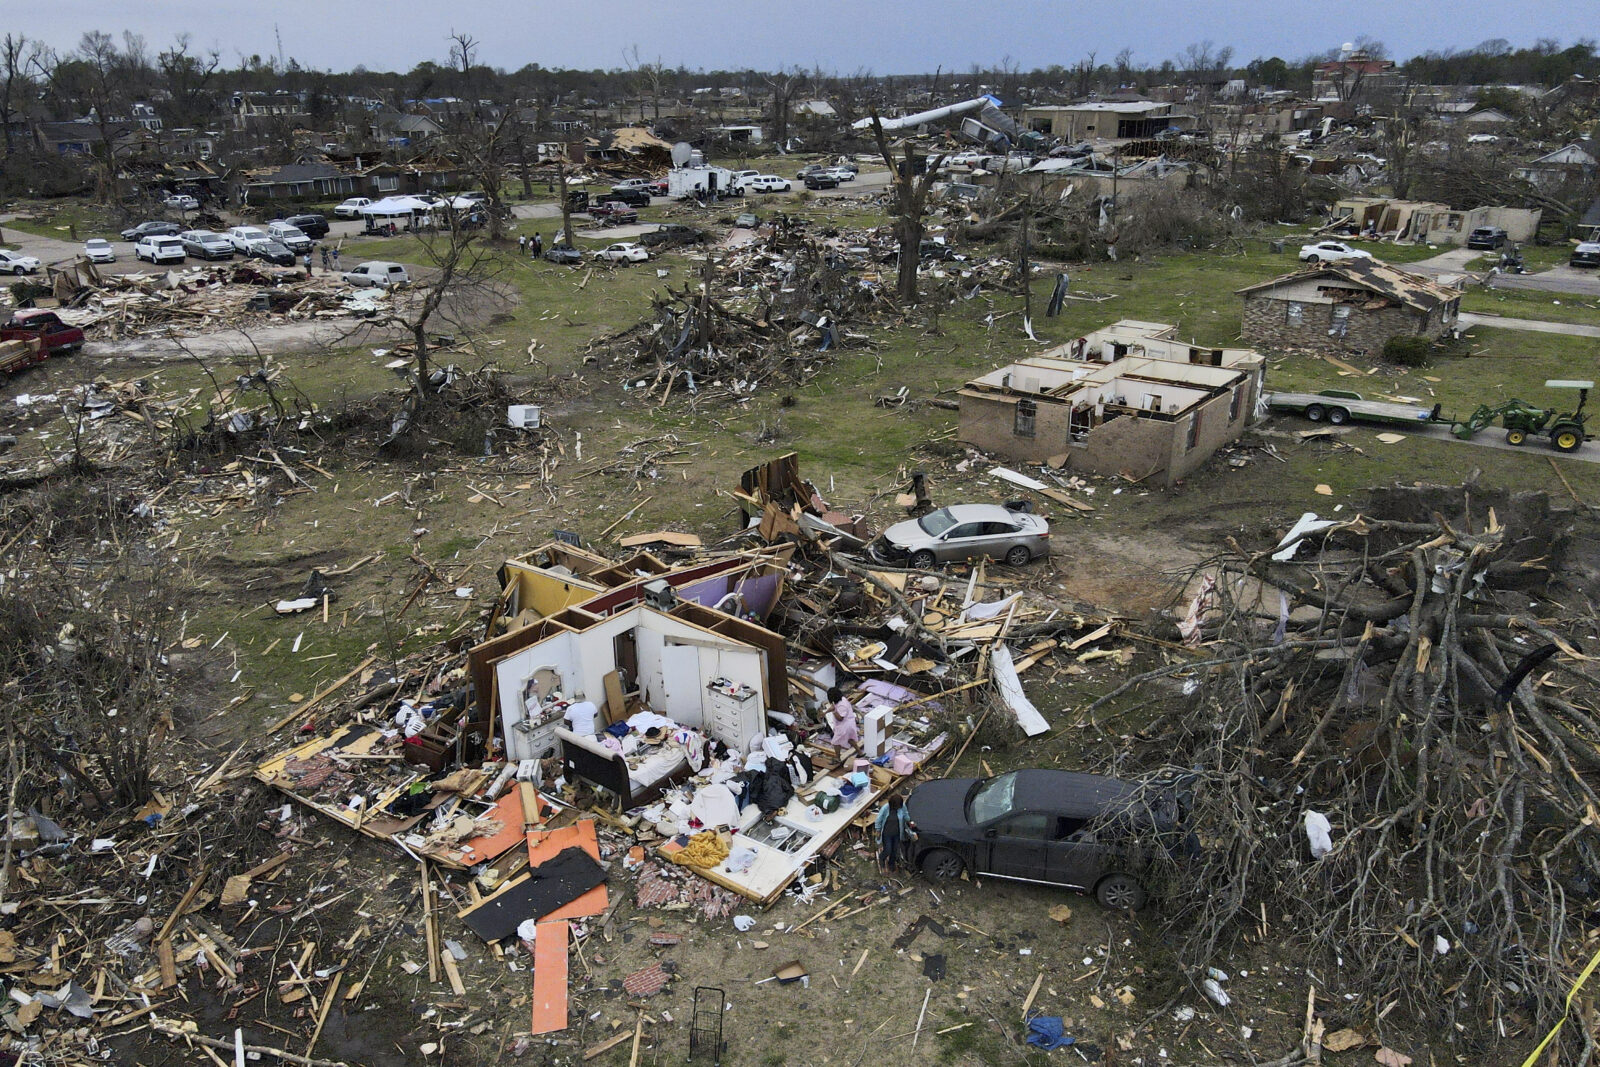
<box><xmin>92</xmin><ymin>215</ymin><xmax>337</xmax><ymax>268</ymax></box>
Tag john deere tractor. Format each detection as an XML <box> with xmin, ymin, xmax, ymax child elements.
<box><xmin>1448</xmin><ymin>379</ymin><xmax>1591</xmax><ymax>453</ymax></box>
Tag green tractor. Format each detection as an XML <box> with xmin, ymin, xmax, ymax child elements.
<box><xmin>1448</xmin><ymin>379</ymin><xmax>1591</xmax><ymax>453</ymax></box>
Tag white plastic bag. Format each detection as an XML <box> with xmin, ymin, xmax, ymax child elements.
<box><xmin>1304</xmin><ymin>810</ymin><xmax>1333</xmax><ymax>859</ymax></box>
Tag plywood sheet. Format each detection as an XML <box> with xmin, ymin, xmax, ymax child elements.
<box><xmin>526</xmin><ymin>819</ymin><xmax>609</xmax><ymax>921</ymax></box>
<box><xmin>530</xmin><ymin>919</ymin><xmax>569</xmax><ymax>1035</ymax></box>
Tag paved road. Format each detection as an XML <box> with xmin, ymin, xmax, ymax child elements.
<box><xmin>1406</xmin><ymin>246</ymin><xmax>1600</xmax><ymax>298</ymax></box>
<box><xmin>1268</xmin><ymin>418</ymin><xmax>1600</xmax><ymax>464</ymax></box>
<box><xmin>1458</xmin><ymin>312</ymin><xmax>1600</xmax><ymax>339</ymax></box>
<box><xmin>1</xmin><ymin>168</ymin><xmax>893</xmax><ymax>271</ymax></box>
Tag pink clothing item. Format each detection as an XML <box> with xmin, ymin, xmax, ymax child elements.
<box><xmin>828</xmin><ymin>698</ymin><xmax>859</xmax><ymax>748</ymax></box>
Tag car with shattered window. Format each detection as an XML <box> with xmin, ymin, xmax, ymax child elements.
<box><xmin>907</xmin><ymin>769</ymin><xmax>1193</xmax><ymax>910</ymax></box>
<box><xmin>869</xmin><ymin>503</ymin><xmax>1049</xmax><ymax>568</ymax></box>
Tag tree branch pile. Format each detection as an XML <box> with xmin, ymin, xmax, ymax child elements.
<box><xmin>589</xmin><ymin>222</ymin><xmax>891</xmax><ymax>405</ymax></box>
<box><xmin>1106</xmin><ymin>485</ymin><xmax>1600</xmax><ymax>1063</ymax></box>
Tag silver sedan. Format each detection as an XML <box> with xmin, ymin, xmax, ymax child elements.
<box><xmin>870</xmin><ymin>503</ymin><xmax>1050</xmax><ymax>568</ymax></box>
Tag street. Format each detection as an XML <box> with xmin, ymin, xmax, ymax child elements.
<box><xmin>0</xmin><ymin>168</ymin><xmax>893</xmax><ymax>276</ymax></box>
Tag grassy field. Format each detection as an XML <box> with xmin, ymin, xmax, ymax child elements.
<box><xmin>1463</xmin><ymin>284</ymin><xmax>1600</xmax><ymax>325</ymax></box>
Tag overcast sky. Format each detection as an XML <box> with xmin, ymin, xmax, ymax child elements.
<box><xmin>26</xmin><ymin>1</ymin><xmax>1600</xmax><ymax>76</ymax></box>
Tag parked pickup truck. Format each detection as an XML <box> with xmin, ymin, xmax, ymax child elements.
<box><xmin>342</xmin><ymin>261</ymin><xmax>410</xmax><ymax>288</ymax></box>
<box><xmin>1267</xmin><ymin>389</ymin><xmax>1441</xmax><ymax>428</ymax></box>
<box><xmin>0</xmin><ymin>309</ymin><xmax>86</xmax><ymax>354</ymax></box>
<box><xmin>0</xmin><ymin>336</ymin><xmax>48</xmax><ymax>378</ymax></box>
<box><xmin>588</xmin><ymin>201</ymin><xmax>639</xmax><ymax>225</ymax></box>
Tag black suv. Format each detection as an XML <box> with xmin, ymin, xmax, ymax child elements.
<box><xmin>640</xmin><ymin>224</ymin><xmax>706</xmax><ymax>249</ymax></box>
<box><xmin>1467</xmin><ymin>226</ymin><xmax>1508</xmax><ymax>250</ymax></box>
<box><xmin>907</xmin><ymin>769</ymin><xmax>1193</xmax><ymax>911</ymax></box>
<box><xmin>606</xmin><ymin>188</ymin><xmax>652</xmax><ymax>208</ymax></box>
<box><xmin>803</xmin><ymin>172</ymin><xmax>840</xmax><ymax>190</ymax></box>
<box><xmin>285</xmin><ymin>213</ymin><xmax>330</xmax><ymax>239</ymax></box>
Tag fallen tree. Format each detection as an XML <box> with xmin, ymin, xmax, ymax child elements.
<box><xmin>1104</xmin><ymin>485</ymin><xmax>1600</xmax><ymax>1064</ymax></box>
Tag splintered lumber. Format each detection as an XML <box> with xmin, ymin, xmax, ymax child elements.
<box><xmin>305</xmin><ymin>971</ymin><xmax>343</xmax><ymax>1060</ymax></box>
<box><xmin>263</xmin><ymin>656</ymin><xmax>375</xmax><ymax>734</ymax></box>
<box><xmin>156</xmin><ymin>864</ymin><xmax>211</xmax><ymax>942</ymax></box>
<box><xmin>150</xmin><ymin>1021</ymin><xmax>352</xmax><ymax>1067</ymax></box>
<box><xmin>584</xmin><ymin>1027</ymin><xmax>637</xmax><ymax>1060</ymax></box>
<box><xmin>1021</xmin><ymin>971</ymin><xmax>1045</xmax><ymax>1019</ymax></box>
<box><xmin>441</xmin><ymin>951</ymin><xmax>467</xmax><ymax>996</ymax></box>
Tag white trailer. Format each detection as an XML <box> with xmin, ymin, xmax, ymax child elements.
<box><xmin>666</xmin><ymin>165</ymin><xmax>736</xmax><ymax>201</ymax></box>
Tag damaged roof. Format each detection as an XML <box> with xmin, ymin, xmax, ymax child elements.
<box><xmin>1235</xmin><ymin>259</ymin><xmax>1460</xmax><ymax>311</ymax></box>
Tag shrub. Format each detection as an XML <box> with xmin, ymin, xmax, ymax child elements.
<box><xmin>1383</xmin><ymin>335</ymin><xmax>1433</xmax><ymax>366</ymax></box>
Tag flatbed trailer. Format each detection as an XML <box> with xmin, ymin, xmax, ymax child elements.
<box><xmin>1266</xmin><ymin>390</ymin><xmax>1441</xmax><ymax>428</ymax></box>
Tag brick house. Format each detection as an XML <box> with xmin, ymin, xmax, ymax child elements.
<box><xmin>1236</xmin><ymin>260</ymin><xmax>1461</xmax><ymax>358</ymax></box>
<box><xmin>958</xmin><ymin>335</ymin><xmax>1262</xmax><ymax>488</ymax></box>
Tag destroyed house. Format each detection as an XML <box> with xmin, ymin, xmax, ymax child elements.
<box><xmin>1043</xmin><ymin>319</ymin><xmax>1262</xmax><ymax>370</ymax></box>
<box><xmin>470</xmin><ymin>543</ymin><xmax>791</xmax><ymax>769</ymax></box>
<box><xmin>959</xmin><ymin>353</ymin><xmax>1259</xmax><ymax>487</ymax></box>
<box><xmin>1022</xmin><ymin>101</ymin><xmax>1194</xmax><ymax>141</ymax></box>
<box><xmin>241</xmin><ymin>162</ymin><xmax>358</xmax><ymax>202</ymax></box>
<box><xmin>1238</xmin><ymin>259</ymin><xmax>1460</xmax><ymax>357</ymax></box>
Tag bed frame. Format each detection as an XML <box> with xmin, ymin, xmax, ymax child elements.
<box><xmin>556</xmin><ymin>728</ymin><xmax>690</xmax><ymax>809</ymax></box>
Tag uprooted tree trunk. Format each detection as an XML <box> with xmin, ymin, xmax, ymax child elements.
<box><xmin>1098</xmin><ymin>487</ymin><xmax>1600</xmax><ymax>1064</ymax></box>
<box><xmin>869</xmin><ymin>113</ymin><xmax>946</xmax><ymax>306</ymax></box>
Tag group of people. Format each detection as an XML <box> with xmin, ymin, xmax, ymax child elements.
<box><xmin>299</xmin><ymin>243</ymin><xmax>342</xmax><ymax>277</ymax></box>
<box><xmin>517</xmin><ymin>233</ymin><xmax>546</xmax><ymax>259</ymax></box>
<box><xmin>823</xmin><ymin>686</ymin><xmax>916</xmax><ymax>875</ymax></box>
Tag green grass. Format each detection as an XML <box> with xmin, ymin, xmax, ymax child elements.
<box><xmin>1462</xmin><ymin>286</ymin><xmax>1600</xmax><ymax>326</ymax></box>
<box><xmin>3</xmin><ymin>200</ymin><xmax>124</xmax><ymax>241</ymax></box>
<box><xmin>40</xmin><ymin>209</ymin><xmax>1600</xmax><ymax>717</ymax></box>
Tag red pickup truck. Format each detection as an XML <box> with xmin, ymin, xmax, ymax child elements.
<box><xmin>0</xmin><ymin>309</ymin><xmax>86</xmax><ymax>354</ymax></box>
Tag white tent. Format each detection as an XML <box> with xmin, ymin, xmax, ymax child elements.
<box><xmin>360</xmin><ymin>196</ymin><xmax>433</xmax><ymax>219</ymax></box>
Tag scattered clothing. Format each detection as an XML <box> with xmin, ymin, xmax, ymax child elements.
<box><xmin>1025</xmin><ymin>1016</ymin><xmax>1075</xmax><ymax>1051</ymax></box>
<box><xmin>671</xmin><ymin>830</ymin><xmax>731</xmax><ymax>869</ymax></box>
<box><xmin>827</xmin><ymin>697</ymin><xmax>859</xmax><ymax>748</ymax></box>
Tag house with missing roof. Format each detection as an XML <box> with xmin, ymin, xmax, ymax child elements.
<box><xmin>957</xmin><ymin>321</ymin><xmax>1264</xmax><ymax>487</ymax></box>
<box><xmin>1237</xmin><ymin>260</ymin><xmax>1461</xmax><ymax>357</ymax></box>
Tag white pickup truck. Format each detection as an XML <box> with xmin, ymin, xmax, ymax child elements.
<box><xmin>341</xmin><ymin>261</ymin><xmax>410</xmax><ymax>288</ymax></box>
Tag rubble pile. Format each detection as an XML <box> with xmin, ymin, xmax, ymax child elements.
<box><xmin>36</xmin><ymin>263</ymin><xmax>410</xmax><ymax>340</ymax></box>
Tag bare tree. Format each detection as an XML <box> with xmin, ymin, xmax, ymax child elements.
<box><xmin>765</xmin><ymin>67</ymin><xmax>805</xmax><ymax>148</ymax></box>
<box><xmin>0</xmin><ymin>34</ymin><xmax>39</xmax><ymax>159</ymax></box>
<box><xmin>1073</xmin><ymin>52</ymin><xmax>1098</xmax><ymax>99</ymax></box>
<box><xmin>382</xmin><ymin>209</ymin><xmax>507</xmax><ymax>430</ymax></box>
<box><xmin>156</xmin><ymin>35</ymin><xmax>222</xmax><ymax>129</ymax></box>
<box><xmin>869</xmin><ymin>113</ymin><xmax>947</xmax><ymax>306</ymax></box>
<box><xmin>36</xmin><ymin>32</ymin><xmax>131</xmax><ymax>202</ymax></box>
<box><xmin>443</xmin><ymin>33</ymin><xmax>512</xmax><ymax>241</ymax></box>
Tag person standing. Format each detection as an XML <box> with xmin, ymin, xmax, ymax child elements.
<box><xmin>875</xmin><ymin>795</ymin><xmax>912</xmax><ymax>874</ymax></box>
<box><xmin>825</xmin><ymin>686</ymin><xmax>858</xmax><ymax>749</ymax></box>
<box><xmin>518</xmin><ymin>234</ymin><xmax>527</xmax><ymax>255</ymax></box>
<box><xmin>331</xmin><ymin>246</ymin><xmax>341</xmax><ymax>272</ymax></box>
<box><xmin>562</xmin><ymin>697</ymin><xmax>600</xmax><ymax>738</ymax></box>
<box><xmin>320</xmin><ymin>247</ymin><xmax>331</xmax><ymax>271</ymax></box>
<box><xmin>532</xmin><ymin>233</ymin><xmax>543</xmax><ymax>258</ymax></box>
<box><xmin>303</xmin><ymin>249</ymin><xmax>314</xmax><ymax>276</ymax></box>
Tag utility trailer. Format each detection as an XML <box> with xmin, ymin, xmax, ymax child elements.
<box><xmin>1266</xmin><ymin>389</ymin><xmax>1441</xmax><ymax>427</ymax></box>
<box><xmin>0</xmin><ymin>337</ymin><xmax>48</xmax><ymax>378</ymax></box>
<box><xmin>665</xmin><ymin>165</ymin><xmax>736</xmax><ymax>201</ymax></box>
